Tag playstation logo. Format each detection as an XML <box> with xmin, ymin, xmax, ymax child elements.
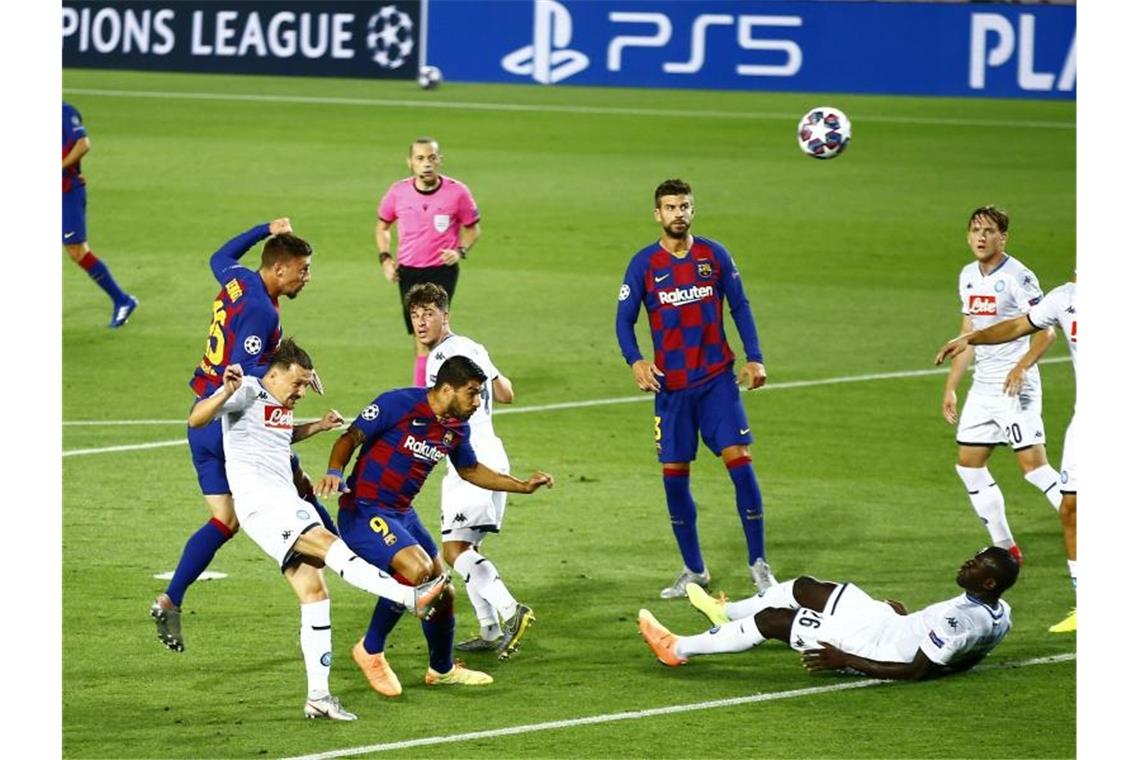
<box><xmin>501</xmin><ymin>0</ymin><xmax>588</xmax><ymax>84</ymax></box>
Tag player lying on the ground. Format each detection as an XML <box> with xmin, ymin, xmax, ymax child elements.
<box><xmin>188</xmin><ymin>340</ymin><xmax>447</xmax><ymax>720</ymax></box>
<box><xmin>638</xmin><ymin>546</ymin><xmax>1018</xmax><ymax>680</ymax></box>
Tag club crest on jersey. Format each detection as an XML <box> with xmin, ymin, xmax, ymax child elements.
<box><xmin>433</xmin><ymin>214</ymin><xmax>450</xmax><ymax>233</ymax></box>
<box><xmin>994</xmin><ymin>280</ymin><xmax>1006</xmax><ymax>293</ymax></box>
<box><xmin>264</xmin><ymin>405</ymin><xmax>293</xmax><ymax>429</ymax></box>
<box><xmin>696</xmin><ymin>260</ymin><xmax>713</xmax><ymax>278</ymax></box>
<box><xmin>403</xmin><ymin>435</ymin><xmax>446</xmax><ymax>463</ymax></box>
<box><xmin>443</xmin><ymin>431</ymin><xmax>454</xmax><ymax>445</ymax></box>
<box><xmin>244</xmin><ymin>335</ymin><xmax>263</xmax><ymax>355</ymax></box>
<box><xmin>967</xmin><ymin>295</ymin><xmax>998</xmax><ymax>316</ymax></box>
<box><xmin>658</xmin><ymin>284</ymin><xmax>714</xmax><ymax>307</ymax></box>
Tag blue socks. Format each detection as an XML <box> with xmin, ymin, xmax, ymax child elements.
<box><xmin>663</xmin><ymin>468</ymin><xmax>705</xmax><ymax>573</ymax></box>
<box><xmin>363</xmin><ymin>598</ymin><xmax>404</xmax><ymax>654</ymax></box>
<box><xmin>165</xmin><ymin>518</ymin><xmax>233</xmax><ymax>607</ymax></box>
<box><xmin>726</xmin><ymin>455</ymin><xmax>766</xmax><ymax>563</ymax></box>
<box><xmin>421</xmin><ymin>595</ymin><xmax>455</xmax><ymax>673</ymax></box>
<box><xmin>79</xmin><ymin>251</ymin><xmax>128</xmax><ymax>304</ymax></box>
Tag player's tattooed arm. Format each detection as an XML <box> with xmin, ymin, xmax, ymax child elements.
<box><xmin>456</xmin><ymin>463</ymin><xmax>554</xmax><ymax>493</ymax></box>
<box><xmin>316</xmin><ymin>426</ymin><xmax>367</xmax><ymax>497</ymax></box>
<box><xmin>802</xmin><ymin>642</ymin><xmax>936</xmax><ymax>681</ymax></box>
<box><xmin>292</xmin><ymin>409</ymin><xmax>346</xmax><ymax>443</ymax></box>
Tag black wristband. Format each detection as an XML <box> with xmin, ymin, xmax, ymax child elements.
<box><xmin>378</xmin><ymin>251</ymin><xmax>392</xmax><ymax>262</ymax></box>
<box><xmin>458</xmin><ymin>246</ymin><xmax>468</xmax><ymax>260</ymax></box>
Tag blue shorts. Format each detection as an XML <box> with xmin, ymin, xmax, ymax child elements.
<box><xmin>187</xmin><ymin>417</ymin><xmax>229</xmax><ymax>495</ymax></box>
<box><xmin>337</xmin><ymin>499</ymin><xmax>438</xmax><ymax>572</ymax></box>
<box><xmin>654</xmin><ymin>369</ymin><xmax>753</xmax><ymax>462</ymax></box>
<box><xmin>62</xmin><ymin>185</ymin><xmax>87</xmax><ymax>245</ymax></box>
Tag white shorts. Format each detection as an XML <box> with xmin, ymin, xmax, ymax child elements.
<box><xmin>440</xmin><ymin>438</ymin><xmax>509</xmax><ymax>544</ymax></box>
<box><xmin>233</xmin><ymin>483</ymin><xmax>321</xmax><ymax>570</ymax></box>
<box><xmin>787</xmin><ymin>583</ymin><xmax>920</xmax><ymax>664</ymax></box>
<box><xmin>956</xmin><ymin>384</ymin><xmax>1046</xmax><ymax>450</ymax></box>
<box><xmin>1060</xmin><ymin>414</ymin><xmax>1077</xmax><ymax>493</ymax></box>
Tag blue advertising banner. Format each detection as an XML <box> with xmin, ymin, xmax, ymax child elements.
<box><xmin>425</xmin><ymin>0</ymin><xmax>1075</xmax><ymax>99</ymax></box>
<box><xmin>62</xmin><ymin>1</ymin><xmax>423</xmax><ymax>78</ymax></box>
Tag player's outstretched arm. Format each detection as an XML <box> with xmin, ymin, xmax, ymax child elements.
<box><xmin>316</xmin><ymin>426</ymin><xmax>365</xmax><ymax>497</ymax></box>
<box><xmin>293</xmin><ymin>409</ymin><xmax>346</xmax><ymax>444</ymax></box>
<box><xmin>1005</xmin><ymin>325</ymin><xmax>1056</xmax><ymax>395</ymax></box>
<box><xmin>188</xmin><ymin>365</ymin><xmax>243</xmax><ymax>427</ymax></box>
<box><xmin>456</xmin><ymin>463</ymin><xmax>554</xmax><ymax>494</ymax></box>
<box><xmin>802</xmin><ymin>642</ymin><xmax>935</xmax><ymax>681</ymax></box>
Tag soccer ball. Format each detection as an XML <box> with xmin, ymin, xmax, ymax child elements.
<box><xmin>797</xmin><ymin>106</ymin><xmax>851</xmax><ymax>159</ymax></box>
<box><xmin>418</xmin><ymin>66</ymin><xmax>443</xmax><ymax>90</ymax></box>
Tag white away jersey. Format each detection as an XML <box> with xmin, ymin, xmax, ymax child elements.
<box><xmin>426</xmin><ymin>333</ymin><xmax>501</xmax><ymax>447</ymax></box>
<box><xmin>913</xmin><ymin>593</ymin><xmax>1012</xmax><ymax>669</ymax></box>
<box><xmin>958</xmin><ymin>254</ymin><xmax>1045</xmax><ymax>386</ymax></box>
<box><xmin>1028</xmin><ymin>282</ymin><xmax>1077</xmax><ymax>372</ymax></box>
<box><xmin>214</xmin><ymin>377</ymin><xmax>295</xmax><ymax>492</ymax></box>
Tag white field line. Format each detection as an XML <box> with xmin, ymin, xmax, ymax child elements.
<box><xmin>61</xmin><ymin>357</ymin><xmax>1072</xmax><ymax>457</ymax></box>
<box><xmin>281</xmin><ymin>652</ymin><xmax>1075</xmax><ymax>760</ymax></box>
<box><xmin>62</xmin><ymin>88</ymin><xmax>1075</xmax><ymax>130</ymax></box>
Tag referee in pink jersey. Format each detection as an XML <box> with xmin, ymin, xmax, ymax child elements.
<box><xmin>376</xmin><ymin>137</ymin><xmax>482</xmax><ymax>386</ymax></box>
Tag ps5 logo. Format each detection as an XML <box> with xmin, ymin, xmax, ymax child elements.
<box><xmin>502</xmin><ymin>0</ymin><xmax>589</xmax><ymax>84</ymax></box>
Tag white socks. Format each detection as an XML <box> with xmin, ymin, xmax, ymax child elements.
<box><xmin>1068</xmin><ymin>559</ymin><xmax>1077</xmax><ymax>590</ymax></box>
<box><xmin>675</xmin><ymin>616</ymin><xmax>766</xmax><ymax>658</ymax></box>
<box><xmin>454</xmin><ymin>548</ymin><xmax>517</xmax><ymax>627</ymax></box>
<box><xmin>1024</xmin><ymin>464</ymin><xmax>1063</xmax><ymax>511</ymax></box>
<box><xmin>956</xmin><ymin>465</ymin><xmax>1014</xmax><ymax>547</ymax></box>
<box><xmin>324</xmin><ymin>539</ymin><xmax>413</xmax><ymax>607</ymax></box>
<box><xmin>300</xmin><ymin>599</ymin><xmax>332</xmax><ymax>700</ymax></box>
<box><xmin>725</xmin><ymin>579</ymin><xmax>799</xmax><ymax>620</ymax></box>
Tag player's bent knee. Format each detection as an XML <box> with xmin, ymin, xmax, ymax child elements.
<box><xmin>441</xmin><ymin>541</ymin><xmax>471</xmax><ymax>567</ymax></box>
<box><xmin>393</xmin><ymin>547</ymin><xmax>434</xmax><ymax>584</ymax></box>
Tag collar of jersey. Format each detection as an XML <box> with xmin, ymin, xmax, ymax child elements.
<box><xmin>964</xmin><ymin>593</ymin><xmax>1005</xmax><ymax>618</ymax></box>
<box><xmin>978</xmin><ymin>253</ymin><xmax>1010</xmax><ymax>278</ymax></box>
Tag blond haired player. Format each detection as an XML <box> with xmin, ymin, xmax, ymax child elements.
<box><xmin>941</xmin><ymin>205</ymin><xmax>1061</xmax><ymax>565</ymax></box>
<box><xmin>404</xmin><ymin>283</ymin><xmax>536</xmax><ymax>660</ymax></box>
<box><xmin>938</xmin><ymin>279</ymin><xmax>1077</xmax><ymax>633</ymax></box>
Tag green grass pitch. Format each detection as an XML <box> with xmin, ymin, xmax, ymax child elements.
<box><xmin>62</xmin><ymin>69</ymin><xmax>1075</xmax><ymax>759</ymax></box>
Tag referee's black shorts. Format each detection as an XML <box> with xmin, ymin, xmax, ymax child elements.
<box><xmin>397</xmin><ymin>263</ymin><xmax>459</xmax><ymax>333</ymax></box>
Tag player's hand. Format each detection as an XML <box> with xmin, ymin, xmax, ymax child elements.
<box><xmin>885</xmin><ymin>599</ymin><xmax>908</xmax><ymax>615</ymax></box>
<box><xmin>631</xmin><ymin>359</ymin><xmax>664</xmax><ymax>393</ymax></box>
<box><xmin>317</xmin><ymin>409</ymin><xmax>346</xmax><ymax>432</ymax></box>
<box><xmin>941</xmin><ymin>389</ymin><xmax>958</xmax><ymax>425</ymax></box>
<box><xmin>438</xmin><ymin>248</ymin><xmax>462</xmax><ymax>266</ymax></box>
<box><xmin>381</xmin><ymin>256</ymin><xmax>399</xmax><ymax>282</ymax></box>
<box><xmin>316</xmin><ymin>474</ymin><xmax>342</xmax><ymax>499</ymax></box>
<box><xmin>269</xmin><ymin>217</ymin><xmax>292</xmax><ymax>236</ymax></box>
<box><xmin>802</xmin><ymin>642</ymin><xmax>847</xmax><ymax>673</ymax></box>
<box><xmin>522</xmin><ymin>471</ymin><xmax>554</xmax><ymax>493</ymax></box>
<box><xmin>935</xmin><ymin>335</ymin><xmax>970</xmax><ymax>366</ymax></box>
<box><xmin>1003</xmin><ymin>365</ymin><xmax>1027</xmax><ymax>397</ymax></box>
<box><xmin>222</xmin><ymin>364</ymin><xmax>244</xmax><ymax>395</ymax></box>
<box><xmin>738</xmin><ymin>362</ymin><xmax>767</xmax><ymax>391</ymax></box>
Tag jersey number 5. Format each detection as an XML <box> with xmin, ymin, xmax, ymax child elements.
<box><xmin>203</xmin><ymin>299</ymin><xmax>227</xmax><ymax>366</ymax></box>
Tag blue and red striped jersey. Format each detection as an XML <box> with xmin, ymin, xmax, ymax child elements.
<box><xmin>62</xmin><ymin>102</ymin><xmax>87</xmax><ymax>194</ymax></box>
<box><xmin>189</xmin><ymin>224</ymin><xmax>281</xmax><ymax>399</ymax></box>
<box><xmin>616</xmin><ymin>235</ymin><xmax>763</xmax><ymax>391</ymax></box>
<box><xmin>345</xmin><ymin>388</ymin><xmax>477</xmax><ymax>513</ymax></box>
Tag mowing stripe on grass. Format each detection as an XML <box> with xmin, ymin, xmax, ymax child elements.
<box><xmin>61</xmin><ymin>357</ymin><xmax>1071</xmax><ymax>455</ymax></box>
<box><xmin>281</xmin><ymin>652</ymin><xmax>1075</xmax><ymax>759</ymax></box>
<box><xmin>63</xmin><ymin>88</ymin><xmax>1075</xmax><ymax>130</ymax></box>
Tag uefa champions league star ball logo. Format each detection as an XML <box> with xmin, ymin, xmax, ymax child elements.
<box><xmin>367</xmin><ymin>5</ymin><xmax>415</xmax><ymax>69</ymax></box>
<box><xmin>361</xmin><ymin>404</ymin><xmax>380</xmax><ymax>421</ymax></box>
<box><xmin>244</xmin><ymin>335</ymin><xmax>263</xmax><ymax>355</ymax></box>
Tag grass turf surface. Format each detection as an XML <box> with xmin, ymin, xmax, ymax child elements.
<box><xmin>63</xmin><ymin>69</ymin><xmax>1075</xmax><ymax>758</ymax></box>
